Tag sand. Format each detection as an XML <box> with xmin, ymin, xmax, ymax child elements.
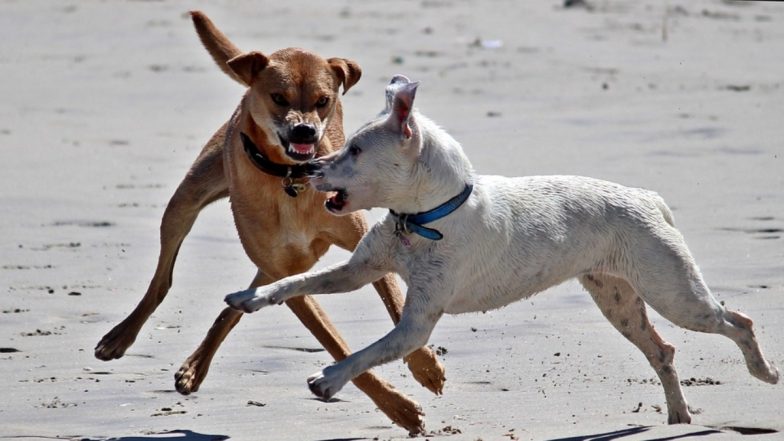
<box><xmin>1</xmin><ymin>0</ymin><xmax>782</xmax><ymax>439</ymax></box>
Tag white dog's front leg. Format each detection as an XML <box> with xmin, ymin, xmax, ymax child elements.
<box><xmin>307</xmin><ymin>298</ymin><xmax>442</xmax><ymax>400</ymax></box>
<box><xmin>224</xmin><ymin>260</ymin><xmax>386</xmax><ymax>313</ymax></box>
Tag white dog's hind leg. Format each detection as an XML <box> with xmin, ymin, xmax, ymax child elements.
<box><xmin>580</xmin><ymin>274</ymin><xmax>691</xmax><ymax>424</ymax></box>
<box><xmin>627</xmin><ymin>230</ymin><xmax>779</xmax><ymax>386</ymax></box>
<box><xmin>714</xmin><ymin>310</ymin><xmax>779</xmax><ymax>384</ymax></box>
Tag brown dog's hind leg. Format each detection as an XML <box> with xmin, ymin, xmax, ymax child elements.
<box><xmin>175</xmin><ymin>306</ymin><xmax>243</xmax><ymax>394</ymax></box>
<box><xmin>177</xmin><ymin>269</ymin><xmax>425</xmax><ymax>433</ymax></box>
<box><xmin>335</xmin><ymin>214</ymin><xmax>446</xmax><ymax>395</ymax></box>
<box><xmin>95</xmin><ymin>128</ymin><xmax>229</xmax><ymax>361</ymax></box>
<box><xmin>580</xmin><ymin>274</ymin><xmax>691</xmax><ymax>424</ymax></box>
<box><xmin>175</xmin><ymin>269</ymin><xmax>270</xmax><ymax>394</ymax></box>
<box><xmin>287</xmin><ymin>294</ymin><xmax>426</xmax><ymax>435</ymax></box>
<box><xmin>175</xmin><ymin>271</ymin><xmax>426</xmax><ymax>434</ymax></box>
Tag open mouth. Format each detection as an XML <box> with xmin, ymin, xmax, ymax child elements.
<box><xmin>278</xmin><ymin>133</ymin><xmax>315</xmax><ymax>161</ymax></box>
<box><xmin>325</xmin><ymin>188</ymin><xmax>348</xmax><ymax>212</ymax></box>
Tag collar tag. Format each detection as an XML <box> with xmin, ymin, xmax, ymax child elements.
<box><xmin>281</xmin><ymin>169</ymin><xmax>303</xmax><ymax>198</ymax></box>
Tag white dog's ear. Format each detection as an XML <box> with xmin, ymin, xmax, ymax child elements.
<box><xmin>386</xmin><ymin>81</ymin><xmax>419</xmax><ymax>139</ymax></box>
<box><xmin>383</xmin><ymin>75</ymin><xmax>411</xmax><ymax>113</ymax></box>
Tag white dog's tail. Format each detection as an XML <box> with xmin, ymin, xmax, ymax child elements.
<box><xmin>653</xmin><ymin>193</ymin><xmax>675</xmax><ymax>226</ymax></box>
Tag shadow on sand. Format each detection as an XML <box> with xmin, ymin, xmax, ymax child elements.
<box><xmin>313</xmin><ymin>438</ymin><xmax>367</xmax><ymax>441</ymax></box>
<box><xmin>546</xmin><ymin>426</ymin><xmax>724</xmax><ymax>441</ymax></box>
<box><xmin>80</xmin><ymin>429</ymin><xmax>230</xmax><ymax>441</ymax></box>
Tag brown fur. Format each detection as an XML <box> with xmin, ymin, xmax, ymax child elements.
<box><xmin>94</xmin><ymin>10</ymin><xmax>444</xmax><ymax>434</ymax></box>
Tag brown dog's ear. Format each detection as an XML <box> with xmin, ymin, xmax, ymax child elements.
<box><xmin>327</xmin><ymin>58</ymin><xmax>362</xmax><ymax>95</ymax></box>
<box><xmin>227</xmin><ymin>51</ymin><xmax>269</xmax><ymax>86</ymax></box>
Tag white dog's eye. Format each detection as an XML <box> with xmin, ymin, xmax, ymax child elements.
<box><xmin>349</xmin><ymin>145</ymin><xmax>361</xmax><ymax>156</ymax></box>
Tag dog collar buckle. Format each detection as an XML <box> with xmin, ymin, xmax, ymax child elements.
<box><xmin>395</xmin><ymin>214</ymin><xmax>411</xmax><ymax>235</ymax></box>
<box><xmin>394</xmin><ymin>218</ymin><xmax>412</xmax><ymax>247</ymax></box>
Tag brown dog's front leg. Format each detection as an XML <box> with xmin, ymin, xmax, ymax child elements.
<box><xmin>286</xmin><ymin>295</ymin><xmax>426</xmax><ymax>435</ymax></box>
<box><xmin>94</xmin><ymin>200</ymin><xmax>195</xmax><ymax>361</ymax></box>
<box><xmin>95</xmin><ymin>133</ymin><xmax>228</xmax><ymax>361</ymax></box>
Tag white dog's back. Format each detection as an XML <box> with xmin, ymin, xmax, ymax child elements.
<box><xmin>432</xmin><ymin>175</ymin><xmax>674</xmax><ymax>313</ymax></box>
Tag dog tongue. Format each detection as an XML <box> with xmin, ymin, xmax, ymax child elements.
<box><xmin>291</xmin><ymin>143</ymin><xmax>314</xmax><ymax>154</ymax></box>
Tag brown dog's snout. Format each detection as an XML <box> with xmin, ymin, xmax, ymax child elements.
<box><xmin>290</xmin><ymin>123</ymin><xmax>318</xmax><ymax>143</ymax></box>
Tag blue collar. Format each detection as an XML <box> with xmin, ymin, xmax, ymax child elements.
<box><xmin>390</xmin><ymin>183</ymin><xmax>473</xmax><ymax>241</ymax></box>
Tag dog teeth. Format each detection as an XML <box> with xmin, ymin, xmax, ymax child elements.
<box><xmin>290</xmin><ymin>143</ymin><xmax>314</xmax><ymax>155</ymax></box>
<box><xmin>325</xmin><ymin>189</ymin><xmax>348</xmax><ymax>211</ymax></box>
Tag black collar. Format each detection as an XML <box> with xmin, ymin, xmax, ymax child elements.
<box><xmin>240</xmin><ymin>132</ymin><xmax>311</xmax><ymax>197</ymax></box>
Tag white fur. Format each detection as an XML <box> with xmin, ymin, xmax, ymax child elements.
<box><xmin>226</xmin><ymin>77</ymin><xmax>779</xmax><ymax>425</ymax></box>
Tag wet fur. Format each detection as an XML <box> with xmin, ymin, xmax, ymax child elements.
<box><xmin>226</xmin><ymin>76</ymin><xmax>779</xmax><ymax>426</ymax></box>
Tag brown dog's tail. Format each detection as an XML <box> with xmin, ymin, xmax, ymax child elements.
<box><xmin>190</xmin><ymin>10</ymin><xmax>245</xmax><ymax>86</ymax></box>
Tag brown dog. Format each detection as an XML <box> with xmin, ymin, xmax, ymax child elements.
<box><xmin>93</xmin><ymin>11</ymin><xmax>445</xmax><ymax>434</ymax></box>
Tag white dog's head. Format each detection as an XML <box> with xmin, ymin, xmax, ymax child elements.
<box><xmin>308</xmin><ymin>75</ymin><xmax>425</xmax><ymax>215</ymax></box>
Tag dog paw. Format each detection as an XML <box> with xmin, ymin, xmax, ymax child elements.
<box><xmin>224</xmin><ymin>287</ymin><xmax>277</xmax><ymax>313</ymax></box>
<box><xmin>356</xmin><ymin>373</ymin><xmax>427</xmax><ymax>435</ymax></box>
<box><xmin>405</xmin><ymin>347</ymin><xmax>446</xmax><ymax>395</ymax></box>
<box><xmin>667</xmin><ymin>409</ymin><xmax>692</xmax><ymax>425</ymax></box>
<box><xmin>174</xmin><ymin>356</ymin><xmax>208</xmax><ymax>395</ymax></box>
<box><xmin>307</xmin><ymin>368</ymin><xmax>346</xmax><ymax>401</ymax></box>
<box><xmin>94</xmin><ymin>323</ymin><xmax>136</xmax><ymax>361</ymax></box>
<box><xmin>769</xmin><ymin>365</ymin><xmax>780</xmax><ymax>384</ymax></box>
<box><xmin>753</xmin><ymin>360</ymin><xmax>780</xmax><ymax>385</ymax></box>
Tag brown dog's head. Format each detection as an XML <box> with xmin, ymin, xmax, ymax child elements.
<box><xmin>227</xmin><ymin>48</ymin><xmax>361</xmax><ymax>163</ymax></box>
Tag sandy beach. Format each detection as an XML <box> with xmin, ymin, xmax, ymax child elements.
<box><xmin>1</xmin><ymin>1</ymin><xmax>782</xmax><ymax>439</ymax></box>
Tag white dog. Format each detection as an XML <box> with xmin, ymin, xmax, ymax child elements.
<box><xmin>226</xmin><ymin>75</ymin><xmax>779</xmax><ymax>425</ymax></box>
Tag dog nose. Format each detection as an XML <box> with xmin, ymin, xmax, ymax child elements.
<box><xmin>291</xmin><ymin>123</ymin><xmax>317</xmax><ymax>141</ymax></box>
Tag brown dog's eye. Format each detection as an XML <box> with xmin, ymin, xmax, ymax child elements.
<box><xmin>315</xmin><ymin>96</ymin><xmax>329</xmax><ymax>108</ymax></box>
<box><xmin>270</xmin><ymin>93</ymin><xmax>289</xmax><ymax>107</ymax></box>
